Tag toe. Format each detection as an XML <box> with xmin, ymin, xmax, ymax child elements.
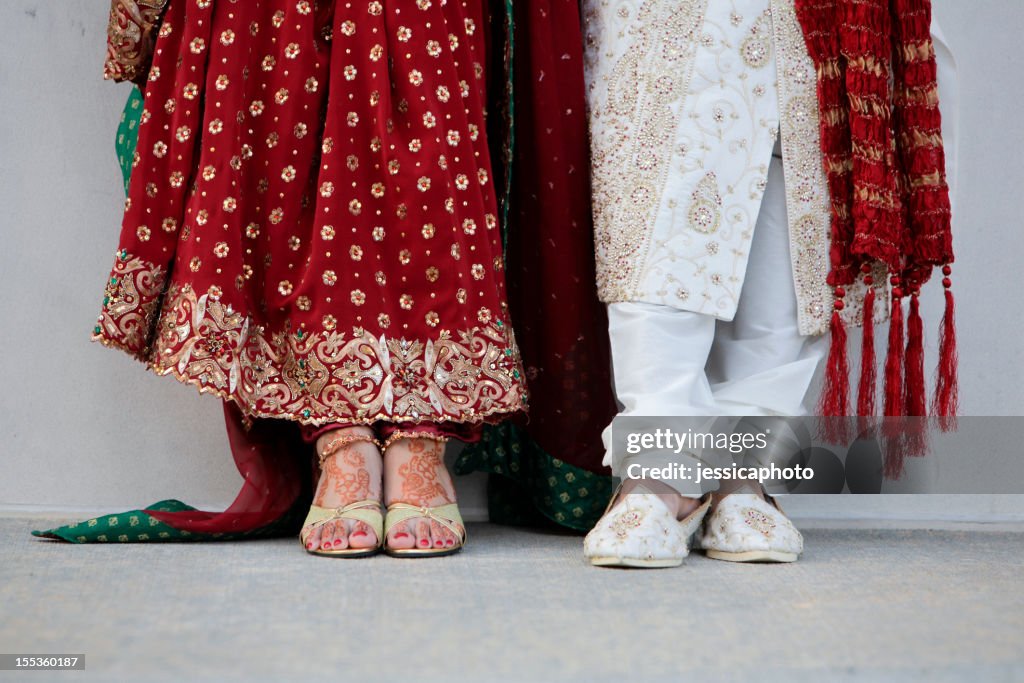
<box><xmin>320</xmin><ymin>521</ymin><xmax>335</xmax><ymax>550</ymax></box>
<box><xmin>429</xmin><ymin>520</ymin><xmax>447</xmax><ymax>549</ymax></box>
<box><xmin>387</xmin><ymin>520</ymin><xmax>416</xmax><ymax>550</ymax></box>
<box><xmin>414</xmin><ymin>519</ymin><xmax>432</xmax><ymax>550</ymax></box>
<box><xmin>442</xmin><ymin>524</ymin><xmax>458</xmax><ymax>548</ymax></box>
<box><xmin>349</xmin><ymin>520</ymin><xmax>377</xmax><ymax>549</ymax></box>
<box><xmin>333</xmin><ymin>521</ymin><xmax>350</xmax><ymax>550</ymax></box>
<box><xmin>303</xmin><ymin>525</ymin><xmax>321</xmax><ymax>551</ymax></box>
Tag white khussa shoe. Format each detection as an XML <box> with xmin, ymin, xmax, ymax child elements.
<box><xmin>584</xmin><ymin>485</ymin><xmax>711</xmax><ymax>568</ymax></box>
<box><xmin>698</xmin><ymin>493</ymin><xmax>803</xmax><ymax>563</ymax></box>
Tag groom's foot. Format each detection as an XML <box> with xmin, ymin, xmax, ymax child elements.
<box><xmin>699</xmin><ymin>482</ymin><xmax>802</xmax><ymax>562</ymax></box>
<box><xmin>616</xmin><ymin>478</ymin><xmax>703</xmax><ymax>520</ymax></box>
<box><xmin>708</xmin><ymin>479</ymin><xmax>765</xmax><ymax>512</ymax></box>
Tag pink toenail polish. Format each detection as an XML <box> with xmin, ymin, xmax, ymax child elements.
<box><xmin>352</xmin><ymin>531</ymin><xmax>366</xmax><ymax>538</ymax></box>
<box><xmin>395</xmin><ymin>532</ymin><xmax>409</xmax><ymax>539</ymax></box>
<box><xmin>435</xmin><ymin>540</ymin><xmax>443</xmax><ymax>547</ymax></box>
<box><xmin>307</xmin><ymin>542</ymin><xmax>313</xmax><ymax>549</ymax></box>
<box><xmin>419</xmin><ymin>539</ymin><xmax>429</xmax><ymax>546</ymax></box>
<box><xmin>446</xmin><ymin>539</ymin><xmax>454</xmax><ymax>546</ymax></box>
<box><xmin>333</xmin><ymin>539</ymin><xmax>342</xmax><ymax>546</ymax></box>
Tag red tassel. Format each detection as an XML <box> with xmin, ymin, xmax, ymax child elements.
<box><xmin>904</xmin><ymin>292</ymin><xmax>926</xmax><ymax>416</ymax></box>
<box><xmin>883</xmin><ymin>287</ymin><xmax>907</xmax><ymax>478</ymax></box>
<box><xmin>818</xmin><ymin>302</ymin><xmax>851</xmax><ymax>444</ymax></box>
<box><xmin>857</xmin><ymin>286</ymin><xmax>877</xmax><ymax>419</ymax></box>
<box><xmin>932</xmin><ymin>273</ymin><xmax>959</xmax><ymax>430</ymax></box>
<box><xmin>884</xmin><ymin>289</ymin><xmax>905</xmax><ymax>418</ymax></box>
<box><xmin>903</xmin><ymin>291</ymin><xmax>928</xmax><ymax>457</ymax></box>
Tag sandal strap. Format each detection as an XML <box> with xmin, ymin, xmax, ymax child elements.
<box><xmin>301</xmin><ymin>501</ymin><xmax>384</xmax><ymax>542</ymax></box>
<box><xmin>384</xmin><ymin>502</ymin><xmax>465</xmax><ymax>542</ymax></box>
<box><xmin>317</xmin><ymin>433</ymin><xmax>382</xmax><ymax>466</ymax></box>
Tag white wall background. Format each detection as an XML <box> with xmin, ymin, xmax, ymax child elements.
<box><xmin>1</xmin><ymin>0</ymin><xmax>1022</xmax><ymax>522</ymax></box>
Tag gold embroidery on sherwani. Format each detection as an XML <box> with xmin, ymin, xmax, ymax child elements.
<box><xmin>632</xmin><ymin>3</ymin><xmax>781</xmax><ymax>317</ymax></box>
<box><xmin>688</xmin><ymin>174</ymin><xmax>724</xmax><ymax>235</ymax></box>
<box><xmin>583</xmin><ymin>0</ymin><xmax>709</xmax><ymax>302</ymax></box>
<box><xmin>585</xmin><ymin>0</ymin><xmax>882</xmax><ymax>332</ymax></box>
<box><xmin>770</xmin><ymin>0</ymin><xmax>887</xmax><ymax>335</ymax></box>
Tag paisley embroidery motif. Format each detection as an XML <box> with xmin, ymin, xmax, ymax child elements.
<box><xmin>610</xmin><ymin>508</ymin><xmax>645</xmax><ymax>538</ymax></box>
<box><xmin>741</xmin><ymin>11</ymin><xmax>773</xmax><ymax>69</ymax></box>
<box><xmin>585</xmin><ymin>0</ymin><xmax>884</xmax><ymax>332</ymax></box>
<box><xmin>742</xmin><ymin>507</ymin><xmax>776</xmax><ymax>536</ymax></box>
<box><xmin>104</xmin><ymin>0</ymin><xmax>169</xmax><ymax>83</ymax></box>
<box><xmin>687</xmin><ymin>173</ymin><xmax>723</xmax><ymax>235</ymax></box>
<box><xmin>94</xmin><ymin>250</ymin><xmax>167</xmax><ymax>353</ymax></box>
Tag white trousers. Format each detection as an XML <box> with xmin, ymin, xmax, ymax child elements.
<box><xmin>602</xmin><ymin>156</ymin><xmax>828</xmax><ymax>468</ymax></box>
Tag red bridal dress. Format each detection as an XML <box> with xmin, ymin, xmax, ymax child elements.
<box><xmin>35</xmin><ymin>0</ymin><xmax>615</xmax><ymax>544</ymax></box>
<box><xmin>94</xmin><ymin>0</ymin><xmax>525</xmax><ymax>427</ymax></box>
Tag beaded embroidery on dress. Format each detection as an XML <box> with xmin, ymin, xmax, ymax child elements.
<box><xmin>92</xmin><ymin>0</ymin><xmax>527</xmax><ymax>426</ymax></box>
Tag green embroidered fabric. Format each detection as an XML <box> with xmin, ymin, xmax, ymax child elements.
<box><xmin>455</xmin><ymin>423</ymin><xmax>613</xmax><ymax>533</ymax></box>
<box><xmin>115</xmin><ymin>87</ymin><xmax>144</xmax><ymax>194</ymax></box>
<box><xmin>33</xmin><ymin>500</ymin><xmax>196</xmax><ymax>543</ymax></box>
<box><xmin>32</xmin><ymin>498</ymin><xmax>307</xmax><ymax>543</ymax></box>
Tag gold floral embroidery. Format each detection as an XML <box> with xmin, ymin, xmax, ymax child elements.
<box><xmin>583</xmin><ymin>0</ymin><xmax>708</xmax><ymax>302</ymax></box>
<box><xmin>741</xmin><ymin>11</ymin><xmax>772</xmax><ymax>69</ymax></box>
<box><xmin>610</xmin><ymin>509</ymin><xmax>645</xmax><ymax>538</ymax></box>
<box><xmin>742</xmin><ymin>507</ymin><xmax>776</xmax><ymax>537</ymax></box>
<box><xmin>585</xmin><ymin>0</ymin><xmax>886</xmax><ymax>333</ymax></box>
<box><xmin>92</xmin><ymin>254</ymin><xmax>526</xmax><ymax>425</ymax></box>
<box><xmin>104</xmin><ymin>0</ymin><xmax>169</xmax><ymax>83</ymax></box>
<box><xmin>93</xmin><ymin>250</ymin><xmax>167</xmax><ymax>354</ymax></box>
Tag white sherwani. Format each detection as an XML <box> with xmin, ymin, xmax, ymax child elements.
<box><xmin>582</xmin><ymin>0</ymin><xmax>957</xmax><ymax>336</ymax></box>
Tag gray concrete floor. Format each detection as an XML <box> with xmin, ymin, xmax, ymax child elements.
<box><xmin>2</xmin><ymin>518</ymin><xmax>1023</xmax><ymax>683</ymax></box>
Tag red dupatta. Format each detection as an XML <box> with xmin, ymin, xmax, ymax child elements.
<box><xmin>794</xmin><ymin>0</ymin><xmax>958</xmax><ymax>452</ymax></box>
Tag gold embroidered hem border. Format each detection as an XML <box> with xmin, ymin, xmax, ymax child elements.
<box><xmin>92</xmin><ymin>253</ymin><xmax>527</xmax><ymax>426</ymax></box>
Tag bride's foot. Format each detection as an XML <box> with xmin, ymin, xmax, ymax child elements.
<box><xmin>383</xmin><ymin>435</ymin><xmax>464</xmax><ymax>553</ymax></box>
<box><xmin>300</xmin><ymin>426</ymin><xmax>383</xmax><ymax>553</ymax></box>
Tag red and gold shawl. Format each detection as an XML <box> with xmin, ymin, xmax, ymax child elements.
<box><xmin>103</xmin><ymin>0</ymin><xmax>169</xmax><ymax>85</ymax></box>
<box><xmin>795</xmin><ymin>0</ymin><xmax>958</xmax><ymax>439</ymax></box>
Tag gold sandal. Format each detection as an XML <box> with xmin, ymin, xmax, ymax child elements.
<box><xmin>300</xmin><ymin>501</ymin><xmax>384</xmax><ymax>558</ymax></box>
<box><xmin>383</xmin><ymin>502</ymin><xmax>466</xmax><ymax>557</ymax></box>
<box><xmin>380</xmin><ymin>430</ymin><xmax>465</xmax><ymax>557</ymax></box>
<box><xmin>300</xmin><ymin>431</ymin><xmax>383</xmax><ymax>558</ymax></box>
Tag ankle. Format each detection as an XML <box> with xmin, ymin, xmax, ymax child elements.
<box><xmin>316</xmin><ymin>425</ymin><xmax>379</xmax><ymax>461</ymax></box>
<box><xmin>709</xmin><ymin>483</ymin><xmax>764</xmax><ymax>511</ymax></box>
<box><xmin>620</xmin><ymin>478</ymin><xmax>700</xmax><ymax>520</ymax></box>
<box><xmin>381</xmin><ymin>430</ymin><xmax>448</xmax><ymax>453</ymax></box>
